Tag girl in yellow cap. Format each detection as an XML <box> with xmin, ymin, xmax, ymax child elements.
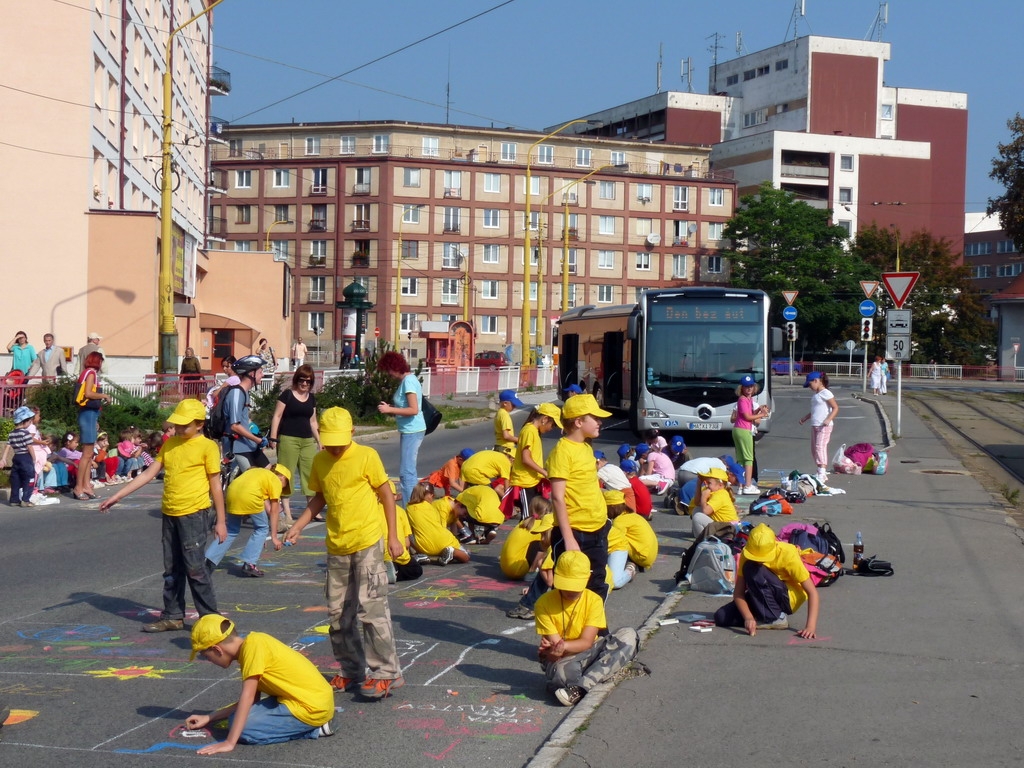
<box><xmin>686</xmin><ymin>467</ymin><xmax>738</xmax><ymax>538</ymax></box>
<box><xmin>509</xmin><ymin>402</ymin><xmax>562</xmax><ymax>519</ymax></box>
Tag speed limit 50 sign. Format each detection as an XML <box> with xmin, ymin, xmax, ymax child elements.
<box><xmin>887</xmin><ymin>335</ymin><xmax>910</xmax><ymax>360</ymax></box>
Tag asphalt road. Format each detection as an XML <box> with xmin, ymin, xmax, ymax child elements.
<box><xmin>0</xmin><ymin>380</ymin><xmax>983</xmax><ymax>767</ymax></box>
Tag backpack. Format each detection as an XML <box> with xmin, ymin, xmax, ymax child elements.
<box><xmin>844</xmin><ymin>443</ymin><xmax>875</xmax><ymax>469</ymax></box>
<box><xmin>871</xmin><ymin>451</ymin><xmax>888</xmax><ymax>475</ymax></box>
<box><xmin>798</xmin><ymin>549</ymin><xmax>844</xmax><ymax>587</ymax></box>
<box><xmin>748</xmin><ymin>497</ymin><xmax>783</xmax><ymax>516</ymax></box>
<box><xmin>206</xmin><ymin>385</ymin><xmax>244</xmax><ymax>441</ymax></box>
<box><xmin>421</xmin><ymin>396</ymin><xmax>443</xmax><ymax>435</ymax></box>
<box><xmin>781</xmin><ymin>520</ymin><xmax>846</xmax><ymax>566</ymax></box>
<box><xmin>685</xmin><ymin>537</ymin><xmax>735</xmax><ymax>596</ymax></box>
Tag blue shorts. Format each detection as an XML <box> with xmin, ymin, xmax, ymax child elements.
<box><xmin>78</xmin><ymin>408</ymin><xmax>100</xmax><ymax>444</ymax></box>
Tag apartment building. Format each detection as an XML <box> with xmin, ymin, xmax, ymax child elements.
<box><xmin>565</xmin><ymin>35</ymin><xmax>967</xmax><ymax>256</ymax></box>
<box><xmin>210</xmin><ymin>122</ymin><xmax>736</xmax><ymax>363</ymax></box>
<box><xmin>964</xmin><ymin>212</ymin><xmax>1023</xmax><ymax>314</ymax></box>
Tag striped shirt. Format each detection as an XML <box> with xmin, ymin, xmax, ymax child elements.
<box><xmin>7</xmin><ymin>428</ymin><xmax>34</xmax><ymax>454</ymax></box>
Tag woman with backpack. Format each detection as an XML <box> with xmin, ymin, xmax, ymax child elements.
<box><xmin>71</xmin><ymin>351</ymin><xmax>111</xmax><ymax>500</ymax></box>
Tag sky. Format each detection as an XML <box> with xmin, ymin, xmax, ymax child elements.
<box><xmin>210</xmin><ymin>0</ymin><xmax>1024</xmax><ymax>213</ymax></box>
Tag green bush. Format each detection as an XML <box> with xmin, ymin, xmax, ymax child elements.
<box><xmin>24</xmin><ymin>380</ymin><xmax>172</xmax><ymax>441</ymax></box>
<box><xmin>0</xmin><ymin>417</ymin><xmax>13</xmax><ymax>442</ymax></box>
<box><xmin>250</xmin><ymin>378</ymin><xmax>283</xmax><ymax>435</ymax></box>
<box><xmin>313</xmin><ymin>341</ymin><xmax>416</xmax><ymax>425</ymax></box>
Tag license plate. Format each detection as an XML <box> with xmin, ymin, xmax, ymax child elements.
<box><xmin>688</xmin><ymin>422</ymin><xmax>722</xmax><ymax>431</ymax></box>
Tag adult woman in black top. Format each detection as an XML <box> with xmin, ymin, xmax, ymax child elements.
<box><xmin>269</xmin><ymin>364</ymin><xmax>320</xmax><ymax>526</ymax></box>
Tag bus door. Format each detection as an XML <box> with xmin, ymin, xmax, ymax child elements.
<box><xmin>601</xmin><ymin>332</ymin><xmax>624</xmax><ymax>407</ymax></box>
<box><xmin>558</xmin><ymin>333</ymin><xmax>579</xmax><ymax>393</ymax></box>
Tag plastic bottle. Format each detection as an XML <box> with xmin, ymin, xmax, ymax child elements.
<box><xmin>853</xmin><ymin>531</ymin><xmax>864</xmax><ymax>566</ymax></box>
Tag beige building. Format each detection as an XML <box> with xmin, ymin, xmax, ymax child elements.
<box><xmin>0</xmin><ymin>0</ymin><xmax>285</xmax><ymax>376</ymax></box>
<box><xmin>211</xmin><ymin>121</ymin><xmax>736</xmax><ymax>364</ymax></box>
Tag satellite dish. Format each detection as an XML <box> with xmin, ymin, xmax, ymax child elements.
<box><xmin>646</xmin><ymin>233</ymin><xmax>661</xmax><ymax>246</ymax></box>
<box><xmin>687</xmin><ymin>223</ymin><xmax>698</xmax><ymax>234</ymax></box>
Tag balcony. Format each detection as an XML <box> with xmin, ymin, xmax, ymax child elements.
<box><xmin>308</xmin><ymin>256</ymin><xmax>327</xmax><ymax>268</ymax></box>
<box><xmin>209</xmin><ymin>66</ymin><xmax>231</xmax><ymax>95</ymax></box>
<box><xmin>673</xmin><ymin>237</ymin><xmax>689</xmax><ymax>247</ymax></box>
<box><xmin>352</xmin><ymin>253</ymin><xmax>370</xmax><ymax>268</ymax></box>
<box><xmin>351</xmin><ymin>219</ymin><xmax>370</xmax><ymax>232</ymax></box>
<box><xmin>672</xmin><ymin>202</ymin><xmax>689</xmax><ymax>212</ymax></box>
<box><xmin>443</xmin><ymin>187</ymin><xmax>462</xmax><ymax>199</ymax></box>
<box><xmin>208</xmin><ymin>216</ymin><xmax>227</xmax><ymax>236</ymax></box>
<box><xmin>352</xmin><ymin>183</ymin><xmax>371</xmax><ymax>195</ymax></box>
<box><xmin>562</xmin><ymin>227</ymin><xmax>579</xmax><ymax>241</ymax></box>
<box><xmin>309</xmin><ymin>219</ymin><xmax>327</xmax><ymax>232</ymax></box>
<box><xmin>310</xmin><ymin>184</ymin><xmax>328</xmax><ymax>196</ymax></box>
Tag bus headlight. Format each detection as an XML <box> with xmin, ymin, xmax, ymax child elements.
<box><xmin>641</xmin><ymin>408</ymin><xmax>667</xmax><ymax>419</ymax></box>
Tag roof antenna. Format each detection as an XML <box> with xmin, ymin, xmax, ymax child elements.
<box><xmin>736</xmin><ymin>31</ymin><xmax>747</xmax><ymax>55</ymax></box>
<box><xmin>866</xmin><ymin>2</ymin><xmax>889</xmax><ymax>41</ymax></box>
<box><xmin>786</xmin><ymin>0</ymin><xmax>806</xmax><ymax>42</ymax></box>
<box><xmin>680</xmin><ymin>57</ymin><xmax>693</xmax><ymax>93</ymax></box>
<box><xmin>707</xmin><ymin>32</ymin><xmax>724</xmax><ymax>92</ymax></box>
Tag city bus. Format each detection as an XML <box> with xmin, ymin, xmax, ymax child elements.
<box><xmin>555</xmin><ymin>287</ymin><xmax>779</xmax><ymax>437</ymax></box>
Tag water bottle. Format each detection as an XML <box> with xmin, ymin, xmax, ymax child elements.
<box><xmin>853</xmin><ymin>531</ymin><xmax>864</xmax><ymax>567</ymax></box>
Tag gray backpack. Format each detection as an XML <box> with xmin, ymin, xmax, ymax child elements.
<box><xmin>686</xmin><ymin>537</ymin><xmax>736</xmax><ymax>596</ymax></box>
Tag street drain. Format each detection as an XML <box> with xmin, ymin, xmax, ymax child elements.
<box><xmin>917</xmin><ymin>469</ymin><xmax>970</xmax><ymax>476</ymax></box>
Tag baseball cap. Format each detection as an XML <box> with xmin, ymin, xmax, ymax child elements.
<box><xmin>530</xmin><ymin>513</ymin><xmax>555</xmax><ymax>534</ymax></box>
<box><xmin>88</xmin><ymin>332</ymin><xmax>102</xmax><ymax>341</ymax></box>
<box><xmin>320</xmin><ymin>407</ymin><xmax>354</xmax><ymax>446</ymax></box>
<box><xmin>561</xmin><ymin>393</ymin><xmax>612</xmax><ymax>421</ymax></box>
<box><xmin>553</xmin><ymin>551</ymin><xmax>591</xmax><ymax>591</ymax></box>
<box><xmin>565</xmin><ymin>384</ymin><xmax>583</xmax><ymax>395</ymax></box>
<box><xmin>190</xmin><ymin>614</ymin><xmax>234</xmax><ymax>660</ymax></box>
<box><xmin>271</xmin><ymin>464</ymin><xmax>292</xmax><ymax>495</ymax></box>
<box><xmin>670</xmin><ymin>435</ymin><xmax>686</xmax><ymax>452</ymax></box>
<box><xmin>739</xmin><ymin>374</ymin><xmax>756</xmax><ymax>387</ymax></box>
<box><xmin>620</xmin><ymin>459</ymin><xmax>640</xmax><ymax>474</ymax></box>
<box><xmin>698</xmin><ymin>467</ymin><xmax>729</xmax><ymax>483</ymax></box>
<box><xmin>593</xmin><ymin>450</ymin><xmax>606</xmax><ymax>461</ymax></box>
<box><xmin>536</xmin><ymin>402</ymin><xmax>563</xmax><ymax>428</ymax></box>
<box><xmin>166</xmin><ymin>398</ymin><xmax>207</xmax><ymax>425</ymax></box>
<box><xmin>803</xmin><ymin>371</ymin><xmax>823</xmax><ymax>387</ymax></box>
<box><xmin>458</xmin><ymin>448</ymin><xmax>476</xmax><ymax>461</ymax></box>
<box><xmin>743</xmin><ymin>524</ymin><xmax>778</xmax><ymax>563</ymax></box>
<box><xmin>616</xmin><ymin>443</ymin><xmax>632</xmax><ymax>459</ymax></box>
<box><xmin>499</xmin><ymin>389</ymin><xmax>525</xmax><ymax>407</ymax></box>
<box><xmin>635</xmin><ymin>443</ymin><xmax>650</xmax><ymax>456</ymax></box>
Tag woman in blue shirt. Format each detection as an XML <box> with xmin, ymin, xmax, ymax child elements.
<box><xmin>377</xmin><ymin>351</ymin><xmax>426</xmax><ymax>505</ymax></box>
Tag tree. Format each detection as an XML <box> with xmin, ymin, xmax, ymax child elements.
<box><xmin>989</xmin><ymin>113</ymin><xmax>1024</xmax><ymax>252</ymax></box>
<box><xmin>722</xmin><ymin>182</ymin><xmax>875</xmax><ymax>352</ymax></box>
<box><xmin>851</xmin><ymin>225</ymin><xmax>995</xmax><ymax>365</ymax></box>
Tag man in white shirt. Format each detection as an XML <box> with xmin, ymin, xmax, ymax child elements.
<box><xmin>291</xmin><ymin>338</ymin><xmax>307</xmax><ymax>369</ymax></box>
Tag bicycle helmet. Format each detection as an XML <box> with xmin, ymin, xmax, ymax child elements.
<box><xmin>232</xmin><ymin>354</ymin><xmax>264</xmax><ymax>376</ymax></box>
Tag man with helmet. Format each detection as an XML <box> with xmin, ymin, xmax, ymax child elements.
<box><xmin>226</xmin><ymin>355</ymin><xmax>269</xmax><ymax>471</ymax></box>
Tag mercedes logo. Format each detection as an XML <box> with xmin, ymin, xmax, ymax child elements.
<box><xmin>696</xmin><ymin>405</ymin><xmax>714</xmax><ymax>421</ymax></box>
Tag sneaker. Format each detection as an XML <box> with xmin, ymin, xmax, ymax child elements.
<box><xmin>413</xmin><ymin>553</ymin><xmax>431</xmax><ymax>564</ymax></box>
<box><xmin>815</xmin><ymin>473</ymin><xmax>829</xmax><ymax>485</ymax></box>
<box><xmin>384</xmin><ymin>560</ymin><xmax>397</xmax><ymax>584</ymax></box>
<box><xmin>505</xmin><ymin>604</ymin><xmax>535</xmax><ymax>620</ymax></box>
<box><xmin>141</xmin><ymin>618</ymin><xmax>185</xmax><ymax>633</ymax></box>
<box><xmin>240</xmin><ymin>563</ymin><xmax>265</xmax><ymax>578</ymax></box>
<box><xmin>360</xmin><ymin>677</ymin><xmax>404</xmax><ymax>700</ymax></box>
<box><xmin>741</xmin><ymin>484</ymin><xmax>761</xmax><ymax>495</ymax></box>
<box><xmin>624</xmin><ymin>562</ymin><xmax>638</xmax><ymax>582</ymax></box>
<box><xmin>329</xmin><ymin>675</ymin><xmax>363</xmax><ymax>692</ymax></box>
<box><xmin>438</xmin><ymin>546</ymin><xmax>456</xmax><ymax>566</ymax></box>
<box><xmin>317</xmin><ymin>719</ymin><xmax>335</xmax><ymax>738</ymax></box>
<box><xmin>554</xmin><ymin>685</ymin><xmax>585</xmax><ymax>707</ymax></box>
<box><xmin>20</xmin><ymin>501</ymin><xmax>35</xmax><ymax>508</ymax></box>
<box><xmin>756</xmin><ymin>614</ymin><xmax>790</xmax><ymax>630</ymax></box>
<box><xmin>91</xmin><ymin>480</ymin><xmax>103</xmax><ymax>488</ymax></box>
<box><xmin>655</xmin><ymin>479</ymin><xmax>672</xmax><ymax>495</ymax></box>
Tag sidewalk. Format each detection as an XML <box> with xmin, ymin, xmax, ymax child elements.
<box><xmin>537</xmin><ymin>389</ymin><xmax>1024</xmax><ymax>767</ymax></box>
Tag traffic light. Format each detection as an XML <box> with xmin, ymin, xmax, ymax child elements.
<box><xmin>860</xmin><ymin>318</ymin><xmax>874</xmax><ymax>342</ymax></box>
<box><xmin>785</xmin><ymin>321</ymin><xmax>797</xmax><ymax>342</ymax></box>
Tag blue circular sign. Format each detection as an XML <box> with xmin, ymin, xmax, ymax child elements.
<box><xmin>859</xmin><ymin>300</ymin><xmax>877</xmax><ymax>318</ymax></box>
<box><xmin>782</xmin><ymin>306</ymin><xmax>798</xmax><ymax>321</ymax></box>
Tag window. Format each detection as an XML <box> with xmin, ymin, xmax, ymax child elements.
<box><xmin>674</xmin><ymin>221</ymin><xmax>694</xmax><ymax>244</ymax></box>
<box><xmin>672</xmin><ymin>254</ymin><xmax>687</xmax><ymax>278</ymax></box>
<box><xmin>308</xmin><ymin>275</ymin><xmax>326</xmax><ymax>302</ymax></box>
<box><xmin>566</xmin><ymin>249</ymin><xmax>578</xmax><ymax>275</ymax></box>
<box><xmin>881</xmin><ymin>104</ymin><xmax>894</xmax><ymax>121</ymax></box>
<box><xmin>757</xmin><ymin>65</ymin><xmax>770</xmax><ymax>76</ymax></box>
<box><xmin>526</xmin><ymin>176</ymin><xmax>540</xmax><ymax>196</ymax></box>
<box><xmin>529</xmin><ymin>281</ymin><xmax>538</xmax><ymax>301</ymax></box>
<box><xmin>401</xmin><ymin>277</ymin><xmax>419</xmax><ymax>296</ymax></box>
<box><xmin>307</xmin><ymin>311</ymin><xmax>325</xmax><ymax>333</ymax></box>
<box><xmin>305</xmin><ymin>136</ymin><xmax>320</xmax><ymax>155</ymax></box>
<box><xmin>611</xmin><ymin>150</ymin><xmax>626</xmax><ymax>166</ymax></box>
<box><xmin>839</xmin><ymin>187</ymin><xmax>853</xmax><ymax>204</ymax></box>
<box><xmin>971</xmin><ymin>265</ymin><xmax>991</xmax><ymax>278</ymax></box>
<box><xmin>441</xmin><ymin>278</ymin><xmax>460</xmax><ymax>305</ymax></box>
<box><xmin>997</xmin><ymin>263</ymin><xmax>1023</xmax><ymax>277</ymax></box>
<box><xmin>525</xmin><ymin>211</ymin><xmax>540</xmax><ymax>231</ymax></box>
<box><xmin>707</xmin><ymin>255</ymin><xmax>724</xmax><ymax>274</ymax></box>
<box><xmin>422</xmin><ymin>136</ymin><xmax>439</xmax><ymax>157</ymax></box>
<box><xmin>483</xmin><ymin>244</ymin><xmax>501</xmax><ymax>264</ymax></box>
<box><xmin>440</xmin><ymin>313</ymin><xmax>458</xmax><ymax>324</ymax></box>
<box><xmin>352</xmin><ymin>203</ymin><xmax>371</xmax><ymax>230</ymax></box>
<box><xmin>311</xmin><ymin>168</ymin><xmax>328</xmax><ymax>194</ymax></box>
<box><xmin>271</xmin><ymin>240</ymin><xmax>289</xmax><ymax>261</ymax></box>
<box><xmin>372</xmin><ymin>135</ymin><xmax>390</xmax><ymax>154</ymax></box>
<box><xmin>310</xmin><ymin>240</ymin><xmax>327</xmax><ymax>266</ymax></box>
<box><xmin>743</xmin><ymin>108</ymin><xmax>767</xmax><ymax>127</ymax></box>
<box><xmin>443</xmin><ymin>207</ymin><xmax>461</xmax><ymax>233</ymax></box>
<box><xmin>401</xmin><ymin>240</ymin><xmax>418</xmax><ymax>260</ymax></box>
<box><xmin>481</xmin><ymin>280</ymin><xmax>499</xmax><ymax>299</ymax></box>
<box><xmin>837</xmin><ymin>220</ymin><xmax>852</xmax><ymax>237</ymax></box>
<box><xmin>599</xmin><ymin>181</ymin><xmax>616</xmax><ymax>200</ymax></box>
<box><xmin>637</xmin><ymin>183</ymin><xmax>653</xmax><ymax>202</ymax></box>
<box><xmin>598</xmin><ymin>250</ymin><xmax>615</xmax><ymax>269</ymax></box>
<box><xmin>235</xmin><ymin>205</ymin><xmax>251</xmax><ymax>224</ymax></box>
<box><xmin>235</xmin><ymin>170</ymin><xmax>251</xmax><ymax>188</ymax></box>
<box><xmin>709</xmin><ymin>188</ymin><xmax>725</xmax><ymax>207</ymax></box>
<box><xmin>965</xmin><ymin>242</ymin><xmax>992</xmax><ymax>256</ymax></box>
<box><xmin>743</xmin><ymin>69</ymin><xmax>756</xmax><ymax>81</ymax></box>
<box><xmin>484</xmin><ymin>173</ymin><xmax>502</xmax><ymax>193</ymax></box>
<box><xmin>403</xmin><ymin>168</ymin><xmax>421</xmax><ymax>187</ymax></box>
<box><xmin>598</xmin><ymin>216</ymin><xmax>615</xmax><ymax>235</ymax></box>
<box><xmin>228</xmin><ymin>138</ymin><xmax>243</xmax><ymax>157</ymax></box>
<box><xmin>575</xmin><ymin>148</ymin><xmax>592</xmax><ymax>168</ymax></box>
<box><xmin>673</xmin><ymin>186</ymin><xmax>689</xmax><ymax>211</ymax></box>
<box><xmin>997</xmin><ymin>240</ymin><xmax>1017</xmax><ymax>254</ymax></box>
<box><xmin>443</xmin><ymin>170</ymin><xmax>462</xmax><ymax>195</ymax></box>
<box><xmin>726</xmin><ymin>73</ymin><xmax>739</xmax><ymax>86</ymax></box>
<box><xmin>400</xmin><ymin>313</ymin><xmax>418</xmax><ymax>333</ymax></box>
<box><xmin>274</xmin><ymin>204</ymin><xmax>290</xmax><ymax>221</ymax></box>
<box><xmin>636</xmin><ymin>218</ymin><xmax>653</xmax><ymax>236</ymax></box>
<box><xmin>840</xmin><ymin>155</ymin><xmax>854</xmax><ymax>171</ymax></box>
<box><xmin>708</xmin><ymin>222</ymin><xmax>724</xmax><ymax>241</ymax></box>
<box><xmin>528</xmin><ymin>248</ymin><xmax>539</xmax><ymax>268</ymax></box>
<box><xmin>500</xmin><ymin>142</ymin><xmax>517</xmax><ymax>162</ymax></box>
<box><xmin>234</xmin><ymin>240</ymin><xmax>253</xmax><ymax>252</ymax></box>
<box><xmin>597</xmin><ymin>285</ymin><xmax>614</xmax><ymax>303</ymax></box>
<box><xmin>480</xmin><ymin>315</ymin><xmax>498</xmax><ymax>334</ymax></box>
<box><xmin>310</xmin><ymin>203</ymin><xmax>327</xmax><ymax>231</ymax></box>
<box><xmin>443</xmin><ymin>243</ymin><xmax>462</xmax><ymax>269</ymax></box>
<box><xmin>536</xmin><ymin>145</ymin><xmax>554</xmax><ymax>164</ymax></box>
<box><xmin>567</xmin><ymin>284</ymin><xmax>580</xmax><ymax>309</ymax></box>
<box><xmin>340</xmin><ymin>136</ymin><xmax>355</xmax><ymax>155</ymax></box>
<box><xmin>635</xmin><ymin>252</ymin><xmax>651</xmax><ymax>271</ymax></box>
<box><xmin>272</xmin><ymin>169</ymin><xmax>290</xmax><ymax>188</ymax></box>
<box><xmin>775</xmin><ymin>59</ymin><xmax>789</xmax><ymax>71</ymax></box>
<box><xmin>483</xmin><ymin>209</ymin><xmax>500</xmax><ymax>228</ymax></box>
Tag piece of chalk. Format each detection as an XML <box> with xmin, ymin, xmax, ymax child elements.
<box><xmin>658</xmin><ymin>618</ymin><xmax>679</xmax><ymax>626</ymax></box>
<box><xmin>284</xmin><ymin>541</ymin><xmax>293</xmax><ymax>546</ymax></box>
<box><xmin>688</xmin><ymin>625</ymin><xmax>712</xmax><ymax>633</ymax></box>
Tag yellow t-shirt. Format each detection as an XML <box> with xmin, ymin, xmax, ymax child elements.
<box><xmin>688</xmin><ymin>487</ymin><xmax>739</xmax><ymax>524</ymax></box>
<box><xmin>307</xmin><ymin>443</ymin><xmax>390</xmax><ymax>556</ymax></box>
<box><xmin>225</xmin><ymin>467</ymin><xmax>282</xmax><ymax>516</ymax></box>
<box><xmin>546</xmin><ymin>438</ymin><xmax>606</xmax><ymax>532</ymax></box>
<box><xmin>509</xmin><ymin>421</ymin><xmax>545</xmax><ymax>489</ymax></box>
<box><xmin>236</xmin><ymin>631</ymin><xmax>333</xmax><ymax>727</ymax></box>
<box><xmin>461</xmin><ymin>450</ymin><xmax>511</xmax><ymax>486</ymax></box>
<box><xmin>458</xmin><ymin>484</ymin><xmax>504</xmax><ymax>525</ymax></box>
<box><xmin>407</xmin><ymin>500</ymin><xmax>460</xmax><ymax>556</ymax></box>
<box><xmin>499</xmin><ymin>521</ymin><xmax>543</xmax><ymax>579</ymax></box>
<box><xmin>157</xmin><ymin>435</ymin><xmax>221</xmax><ymax>517</ymax></box>
<box><xmin>613</xmin><ymin>512</ymin><xmax>659</xmax><ymax>568</ymax></box>
<box><xmin>607</xmin><ymin>523</ymin><xmax>629</xmax><ymax>553</ymax></box>
<box><xmin>534</xmin><ymin>588</ymin><xmax>607</xmax><ymax>641</ymax></box>
<box><xmin>739</xmin><ymin>541</ymin><xmax>811</xmax><ymax>612</ymax></box>
<box><xmin>383</xmin><ymin>504</ymin><xmax>412</xmax><ymax>565</ymax></box>
<box><xmin>494</xmin><ymin>408</ymin><xmax>515</xmax><ymax>452</ymax></box>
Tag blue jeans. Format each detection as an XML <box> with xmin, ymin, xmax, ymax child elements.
<box><xmin>519</xmin><ymin>570</ymin><xmax>549</xmax><ymax>610</ymax></box>
<box><xmin>233</xmin><ymin>696</ymin><xmax>322</xmax><ymax>745</ymax></box>
<box><xmin>398</xmin><ymin>430</ymin><xmax>426</xmax><ymax>506</ymax></box>
<box><xmin>9</xmin><ymin>453</ymin><xmax>34</xmax><ymax>503</ymax></box>
<box><xmin>117</xmin><ymin>456</ymin><xmax>141</xmax><ymax>476</ymax></box>
<box><xmin>159</xmin><ymin>509</ymin><xmax>218</xmax><ymax>621</ymax></box>
<box><xmin>608</xmin><ymin>549</ymin><xmax>632</xmax><ymax>589</ymax></box>
<box><xmin>205</xmin><ymin>512</ymin><xmax>269</xmax><ymax>567</ymax></box>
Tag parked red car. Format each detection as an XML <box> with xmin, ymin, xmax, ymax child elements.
<box><xmin>474</xmin><ymin>351</ymin><xmax>508</xmax><ymax>369</ymax></box>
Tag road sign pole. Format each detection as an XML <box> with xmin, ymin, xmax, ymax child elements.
<box><xmin>863</xmin><ymin>343</ymin><xmax>869</xmax><ymax>393</ymax></box>
<box><xmin>896</xmin><ymin>357</ymin><xmax>902</xmax><ymax>438</ymax></box>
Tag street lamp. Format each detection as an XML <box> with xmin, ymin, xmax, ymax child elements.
<box><xmin>394</xmin><ymin>203</ymin><xmax>426</xmax><ymax>348</ymax></box>
<box><xmin>522</xmin><ymin>119</ymin><xmax>600</xmax><ymax>365</ymax></box>
<box><xmin>158</xmin><ymin>0</ymin><xmax>227</xmax><ymax>373</ymax></box>
<box><xmin>264</xmin><ymin>218</ymin><xmax>292</xmax><ymax>254</ymax></box>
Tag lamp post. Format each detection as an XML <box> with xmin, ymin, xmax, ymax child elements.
<box><xmin>158</xmin><ymin>0</ymin><xmax>226</xmax><ymax>373</ymax></box>
<box><xmin>264</xmin><ymin>218</ymin><xmax>292</xmax><ymax>253</ymax></box>
<box><xmin>522</xmin><ymin>119</ymin><xmax>598</xmax><ymax>366</ymax></box>
<box><xmin>394</xmin><ymin>203</ymin><xmax>425</xmax><ymax>348</ymax></box>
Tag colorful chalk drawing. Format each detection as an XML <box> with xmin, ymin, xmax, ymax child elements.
<box><xmin>0</xmin><ymin>682</ymin><xmax>73</xmax><ymax>697</ymax></box>
<box><xmin>84</xmin><ymin>664</ymin><xmax>181</xmax><ymax>681</ymax></box>
<box><xmin>2</xmin><ymin>709</ymin><xmax>40</xmax><ymax>726</ymax></box>
<box><xmin>400</xmin><ymin>575</ymin><xmax>521</xmax><ymax>609</ymax></box>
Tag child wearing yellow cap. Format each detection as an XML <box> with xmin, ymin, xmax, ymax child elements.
<box><xmin>185</xmin><ymin>614</ymin><xmax>334</xmax><ymax>754</ymax></box>
<box><xmin>509</xmin><ymin>402</ymin><xmax>562</xmax><ymax>520</ymax></box>
<box><xmin>100</xmin><ymin>398</ymin><xmax>226</xmax><ymax>633</ymax></box>
<box><xmin>534</xmin><ymin>551</ymin><xmax>639</xmax><ymax>707</ymax></box>
<box><xmin>686</xmin><ymin>467</ymin><xmax>738</xmax><ymax>538</ymax></box>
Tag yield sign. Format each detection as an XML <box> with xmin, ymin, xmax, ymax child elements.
<box><xmin>860</xmin><ymin>281</ymin><xmax>879</xmax><ymax>299</ymax></box>
<box><xmin>781</xmin><ymin>291</ymin><xmax>799</xmax><ymax>306</ymax></box>
<box><xmin>881</xmin><ymin>272</ymin><xmax>920</xmax><ymax>309</ymax></box>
